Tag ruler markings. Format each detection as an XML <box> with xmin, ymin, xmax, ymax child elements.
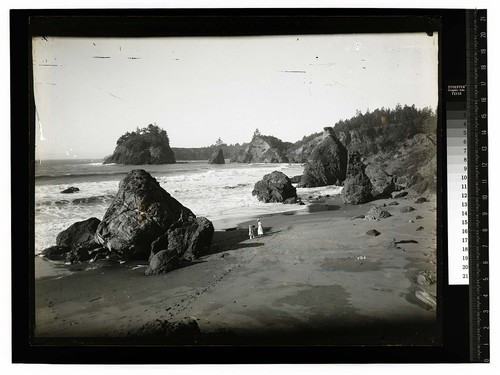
<box><xmin>466</xmin><ymin>9</ymin><xmax>489</xmax><ymax>363</ymax></box>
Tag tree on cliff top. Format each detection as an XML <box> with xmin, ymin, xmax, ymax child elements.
<box><xmin>117</xmin><ymin>124</ymin><xmax>170</xmax><ymax>146</ymax></box>
<box><xmin>105</xmin><ymin>123</ymin><xmax>176</xmax><ymax>165</ymax></box>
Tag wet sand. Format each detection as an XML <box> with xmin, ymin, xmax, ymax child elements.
<box><xmin>34</xmin><ymin>194</ymin><xmax>438</xmax><ymax>345</ymax></box>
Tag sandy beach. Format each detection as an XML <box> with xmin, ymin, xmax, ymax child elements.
<box><xmin>34</xmin><ymin>194</ymin><xmax>438</xmax><ymax>346</ymax></box>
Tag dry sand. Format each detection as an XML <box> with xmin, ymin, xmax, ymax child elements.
<box><xmin>34</xmin><ymin>195</ymin><xmax>438</xmax><ymax>346</ymax></box>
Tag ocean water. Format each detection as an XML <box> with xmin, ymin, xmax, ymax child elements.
<box><xmin>34</xmin><ymin>159</ymin><xmax>343</xmax><ymax>256</ymax></box>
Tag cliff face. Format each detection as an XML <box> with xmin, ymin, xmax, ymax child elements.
<box><xmin>230</xmin><ymin>135</ymin><xmax>290</xmax><ymax>163</ymax></box>
<box><xmin>104</xmin><ymin>124</ymin><xmax>176</xmax><ymax>165</ymax></box>
<box><xmin>172</xmin><ymin>143</ymin><xmax>246</xmax><ymax>161</ymax></box>
<box><xmin>333</xmin><ymin>106</ymin><xmax>437</xmax><ymax>194</ymax></box>
<box><xmin>286</xmin><ymin>130</ymin><xmax>330</xmax><ymax>163</ymax></box>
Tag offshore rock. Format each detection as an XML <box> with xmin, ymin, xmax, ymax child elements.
<box><xmin>208</xmin><ymin>148</ymin><xmax>225</xmax><ymax>164</ymax></box>
<box><xmin>61</xmin><ymin>187</ymin><xmax>80</xmax><ymax>194</ymax></box>
<box><xmin>104</xmin><ymin>124</ymin><xmax>176</xmax><ymax>165</ymax></box>
<box><xmin>230</xmin><ymin>134</ymin><xmax>289</xmax><ymax>163</ymax></box>
<box><xmin>252</xmin><ymin>171</ymin><xmax>297</xmax><ymax>203</ymax></box>
<box><xmin>95</xmin><ymin>169</ymin><xmax>194</xmax><ymax>260</ymax></box>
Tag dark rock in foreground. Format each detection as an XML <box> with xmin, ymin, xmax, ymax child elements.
<box><xmin>41</xmin><ymin>245</ymin><xmax>71</xmax><ymax>261</ymax></box>
<box><xmin>167</xmin><ymin>217</ymin><xmax>215</xmax><ymax>261</ymax></box>
<box><xmin>414</xmin><ymin>197</ymin><xmax>427</xmax><ymax>203</ymax></box>
<box><xmin>95</xmin><ymin>169</ymin><xmax>194</xmax><ymax>260</ymax></box>
<box><xmin>208</xmin><ymin>148</ymin><xmax>225</xmax><ymax>164</ymax></box>
<box><xmin>43</xmin><ymin>218</ymin><xmax>104</xmax><ymax>262</ymax></box>
<box><xmin>61</xmin><ymin>187</ymin><xmax>80</xmax><ymax>194</ymax></box>
<box><xmin>366</xmin><ymin>229</ymin><xmax>381</xmax><ymax>236</ymax></box>
<box><xmin>300</xmin><ymin>127</ymin><xmax>348</xmax><ymax>188</ymax></box>
<box><xmin>342</xmin><ymin>151</ymin><xmax>373</xmax><ymax>205</ymax></box>
<box><xmin>252</xmin><ymin>171</ymin><xmax>297</xmax><ymax>203</ymax></box>
<box><xmin>145</xmin><ymin>217</ymin><xmax>214</xmax><ymax>276</ymax></box>
<box><xmin>57</xmin><ymin>217</ymin><xmax>101</xmax><ymax>251</ymax></box>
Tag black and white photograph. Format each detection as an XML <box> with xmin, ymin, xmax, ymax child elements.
<box><xmin>31</xmin><ymin>26</ymin><xmax>440</xmax><ymax>346</ymax></box>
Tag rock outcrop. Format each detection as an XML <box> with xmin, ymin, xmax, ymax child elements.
<box><xmin>364</xmin><ymin>164</ymin><xmax>396</xmax><ymax>199</ymax></box>
<box><xmin>43</xmin><ymin>170</ymin><xmax>214</xmax><ymax>271</ymax></box>
<box><xmin>252</xmin><ymin>171</ymin><xmax>297</xmax><ymax>203</ymax></box>
<box><xmin>299</xmin><ymin>128</ymin><xmax>348</xmax><ymax>188</ymax></box>
<box><xmin>145</xmin><ymin>217</ymin><xmax>214</xmax><ymax>275</ymax></box>
<box><xmin>286</xmin><ymin>131</ymin><xmax>325</xmax><ymax>163</ymax></box>
<box><xmin>208</xmin><ymin>148</ymin><xmax>225</xmax><ymax>164</ymax></box>
<box><xmin>342</xmin><ymin>152</ymin><xmax>373</xmax><ymax>204</ymax></box>
<box><xmin>41</xmin><ymin>245</ymin><xmax>72</xmax><ymax>261</ymax></box>
<box><xmin>230</xmin><ymin>134</ymin><xmax>290</xmax><ymax>163</ymax></box>
<box><xmin>104</xmin><ymin>124</ymin><xmax>176</xmax><ymax>165</ymax></box>
<box><xmin>41</xmin><ymin>218</ymin><xmax>105</xmax><ymax>262</ymax></box>
<box><xmin>95</xmin><ymin>169</ymin><xmax>194</xmax><ymax>260</ymax></box>
<box><xmin>56</xmin><ymin>217</ymin><xmax>102</xmax><ymax>252</ymax></box>
<box><xmin>61</xmin><ymin>187</ymin><xmax>80</xmax><ymax>194</ymax></box>
<box><xmin>334</xmin><ymin>106</ymin><xmax>436</xmax><ymax>195</ymax></box>
<box><xmin>365</xmin><ymin>206</ymin><xmax>392</xmax><ymax>221</ymax></box>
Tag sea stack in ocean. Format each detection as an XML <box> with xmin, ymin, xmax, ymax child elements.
<box><xmin>230</xmin><ymin>132</ymin><xmax>289</xmax><ymax>163</ymax></box>
<box><xmin>299</xmin><ymin>127</ymin><xmax>348</xmax><ymax>188</ymax></box>
<box><xmin>252</xmin><ymin>171</ymin><xmax>298</xmax><ymax>204</ymax></box>
<box><xmin>103</xmin><ymin>124</ymin><xmax>176</xmax><ymax>165</ymax></box>
<box><xmin>208</xmin><ymin>148</ymin><xmax>225</xmax><ymax>164</ymax></box>
<box><xmin>95</xmin><ymin>170</ymin><xmax>214</xmax><ymax>267</ymax></box>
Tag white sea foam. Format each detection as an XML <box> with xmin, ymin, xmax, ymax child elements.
<box><xmin>34</xmin><ymin>162</ymin><xmax>343</xmax><ymax>254</ymax></box>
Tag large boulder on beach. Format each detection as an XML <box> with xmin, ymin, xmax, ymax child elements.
<box><xmin>146</xmin><ymin>217</ymin><xmax>214</xmax><ymax>275</ymax></box>
<box><xmin>252</xmin><ymin>171</ymin><xmax>297</xmax><ymax>203</ymax></box>
<box><xmin>208</xmin><ymin>148</ymin><xmax>225</xmax><ymax>164</ymax></box>
<box><xmin>342</xmin><ymin>151</ymin><xmax>373</xmax><ymax>205</ymax></box>
<box><xmin>41</xmin><ymin>245</ymin><xmax>71</xmax><ymax>261</ymax></box>
<box><xmin>364</xmin><ymin>164</ymin><xmax>396</xmax><ymax>199</ymax></box>
<box><xmin>95</xmin><ymin>169</ymin><xmax>195</xmax><ymax>260</ymax></box>
<box><xmin>299</xmin><ymin>127</ymin><xmax>348</xmax><ymax>188</ymax></box>
<box><xmin>56</xmin><ymin>217</ymin><xmax>101</xmax><ymax>252</ymax></box>
<box><xmin>167</xmin><ymin>217</ymin><xmax>214</xmax><ymax>261</ymax></box>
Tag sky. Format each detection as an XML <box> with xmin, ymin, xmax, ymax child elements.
<box><xmin>33</xmin><ymin>32</ymin><xmax>439</xmax><ymax>160</ymax></box>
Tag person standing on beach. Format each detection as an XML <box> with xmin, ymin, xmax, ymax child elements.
<box><xmin>249</xmin><ymin>225</ymin><xmax>255</xmax><ymax>239</ymax></box>
<box><xmin>257</xmin><ymin>219</ymin><xmax>264</xmax><ymax>236</ymax></box>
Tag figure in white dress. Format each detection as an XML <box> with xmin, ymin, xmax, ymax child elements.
<box><xmin>257</xmin><ymin>219</ymin><xmax>264</xmax><ymax>236</ymax></box>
